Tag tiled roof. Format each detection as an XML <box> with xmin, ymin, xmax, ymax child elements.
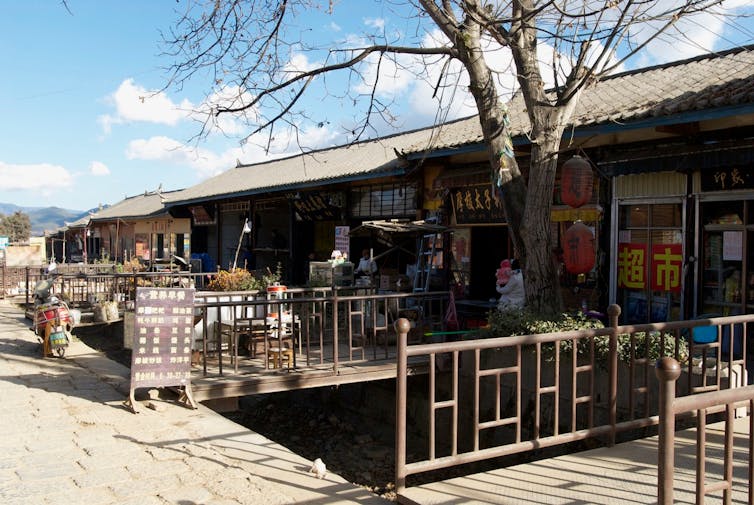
<box><xmin>89</xmin><ymin>190</ymin><xmax>180</xmax><ymax>221</ymax></box>
<box><xmin>166</xmin><ymin>129</ymin><xmax>432</xmax><ymax>205</ymax></box>
<box><xmin>167</xmin><ymin>45</ymin><xmax>754</xmax><ymax>205</ymax></box>
<box><xmin>403</xmin><ymin>44</ymin><xmax>754</xmax><ymax>155</ymax></box>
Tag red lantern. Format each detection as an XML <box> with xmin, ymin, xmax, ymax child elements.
<box><xmin>563</xmin><ymin>222</ymin><xmax>595</xmax><ymax>274</ymax></box>
<box><xmin>560</xmin><ymin>155</ymin><xmax>593</xmax><ymax>208</ymax></box>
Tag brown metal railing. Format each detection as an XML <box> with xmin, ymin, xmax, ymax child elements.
<box><xmin>192</xmin><ymin>288</ymin><xmax>449</xmax><ymax>377</ymax></box>
<box><xmin>394</xmin><ymin>305</ymin><xmax>754</xmax><ymax>498</ymax></box>
<box><xmin>656</xmin><ymin>357</ymin><xmax>753</xmax><ymax>505</ymax></box>
<box><xmin>22</xmin><ymin>269</ymin><xmax>211</xmax><ymax>309</ymax></box>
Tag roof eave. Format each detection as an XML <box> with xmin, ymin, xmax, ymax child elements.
<box><xmin>405</xmin><ymin>103</ymin><xmax>754</xmax><ymax>160</ymax></box>
<box><xmin>164</xmin><ymin>165</ymin><xmax>409</xmax><ymax>208</ymax></box>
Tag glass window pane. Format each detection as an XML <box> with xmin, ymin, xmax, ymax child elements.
<box><xmin>651</xmin><ymin>204</ymin><xmax>681</xmax><ymax>227</ymax></box>
<box><xmin>704</xmin><ymin>201</ymin><xmax>743</xmax><ymax>225</ymax></box>
<box><xmin>621</xmin><ymin>204</ymin><xmax>648</xmax><ymax>228</ymax></box>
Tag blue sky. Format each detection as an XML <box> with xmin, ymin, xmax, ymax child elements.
<box><xmin>1</xmin><ymin>1</ymin><xmax>753</xmax><ymax>213</ymax></box>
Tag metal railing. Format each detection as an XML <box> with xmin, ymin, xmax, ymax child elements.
<box><xmin>657</xmin><ymin>357</ymin><xmax>753</xmax><ymax>505</ymax></box>
<box><xmin>192</xmin><ymin>288</ymin><xmax>449</xmax><ymax>376</ymax></box>
<box><xmin>20</xmin><ymin>268</ymin><xmax>210</xmax><ymax>309</ymax></box>
<box><xmin>394</xmin><ymin>304</ymin><xmax>754</xmax><ymax>497</ymax></box>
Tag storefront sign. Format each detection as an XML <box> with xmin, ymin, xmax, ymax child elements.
<box><xmin>292</xmin><ymin>191</ymin><xmax>343</xmax><ymax>220</ymax></box>
<box><xmin>335</xmin><ymin>226</ymin><xmax>350</xmax><ymax>255</ymax></box>
<box><xmin>619</xmin><ymin>242</ymin><xmax>683</xmax><ymax>292</ymax></box>
<box><xmin>618</xmin><ymin>243</ymin><xmax>647</xmax><ymax>289</ymax></box>
<box><xmin>700</xmin><ymin>167</ymin><xmax>753</xmax><ymax>191</ymax></box>
<box><xmin>650</xmin><ymin>244</ymin><xmax>682</xmax><ymax>292</ymax></box>
<box><xmin>451</xmin><ymin>185</ymin><xmax>506</xmax><ymax>224</ymax></box>
<box><xmin>189</xmin><ymin>205</ymin><xmax>215</xmax><ymax>225</ymax></box>
<box><xmin>125</xmin><ymin>287</ymin><xmax>197</xmax><ymax>412</ymax></box>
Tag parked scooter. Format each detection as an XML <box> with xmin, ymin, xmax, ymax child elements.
<box><xmin>32</xmin><ymin>264</ymin><xmax>73</xmax><ymax>357</ymax></box>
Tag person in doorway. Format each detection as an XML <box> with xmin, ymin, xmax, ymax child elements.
<box><xmin>355</xmin><ymin>249</ymin><xmax>377</xmax><ymax>277</ymax></box>
<box><xmin>496</xmin><ymin>259</ymin><xmax>525</xmax><ymax>310</ymax></box>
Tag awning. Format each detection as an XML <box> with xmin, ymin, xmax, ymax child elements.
<box><xmin>349</xmin><ymin>219</ymin><xmax>446</xmax><ymax>237</ymax></box>
<box><xmin>349</xmin><ymin>219</ymin><xmax>447</xmax><ymax>262</ymax></box>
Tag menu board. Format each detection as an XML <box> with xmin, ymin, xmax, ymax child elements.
<box><xmin>126</xmin><ymin>287</ymin><xmax>196</xmax><ymax>412</ymax></box>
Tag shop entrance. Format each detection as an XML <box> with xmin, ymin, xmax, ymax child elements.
<box><xmin>698</xmin><ymin>199</ymin><xmax>754</xmax><ymax>318</ymax></box>
<box><xmin>469</xmin><ymin>226</ymin><xmax>510</xmax><ymax>301</ymax></box>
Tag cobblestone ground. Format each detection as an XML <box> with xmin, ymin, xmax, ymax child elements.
<box><xmin>0</xmin><ymin>302</ymin><xmax>389</xmax><ymax>505</ymax></box>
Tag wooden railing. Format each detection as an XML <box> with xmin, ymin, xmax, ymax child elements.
<box><xmin>394</xmin><ymin>305</ymin><xmax>753</xmax><ymax>500</ymax></box>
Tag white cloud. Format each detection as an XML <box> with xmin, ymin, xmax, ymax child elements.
<box><xmin>364</xmin><ymin>18</ymin><xmax>385</xmax><ymax>31</ymax></box>
<box><xmin>126</xmin><ymin>124</ymin><xmax>343</xmax><ymax>181</ymax></box>
<box><xmin>329</xmin><ymin>21</ymin><xmax>341</xmax><ymax>32</ymax></box>
<box><xmin>284</xmin><ymin>53</ymin><xmax>320</xmax><ymax>75</ymax></box>
<box><xmin>89</xmin><ymin>161</ymin><xmax>110</xmax><ymax>176</ymax></box>
<box><xmin>98</xmin><ymin>79</ymin><xmax>194</xmax><ymax>134</ymax></box>
<box><xmin>0</xmin><ymin>161</ymin><xmax>74</xmax><ymax>191</ymax></box>
<box><xmin>195</xmin><ymin>85</ymin><xmax>258</xmax><ymax>137</ymax></box>
<box><xmin>126</xmin><ymin>136</ymin><xmax>221</xmax><ymax>179</ymax></box>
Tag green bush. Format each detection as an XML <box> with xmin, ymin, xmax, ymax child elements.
<box><xmin>482</xmin><ymin>307</ymin><xmax>608</xmax><ymax>361</ymax></box>
<box><xmin>483</xmin><ymin>307</ymin><xmax>605</xmax><ymax>338</ymax></box>
<box><xmin>617</xmin><ymin>331</ymin><xmax>689</xmax><ymax>365</ymax></box>
<box><xmin>482</xmin><ymin>307</ymin><xmax>688</xmax><ymax>365</ymax></box>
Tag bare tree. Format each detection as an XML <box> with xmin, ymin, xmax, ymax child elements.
<box><xmin>163</xmin><ymin>0</ymin><xmax>745</xmax><ymax>314</ymax></box>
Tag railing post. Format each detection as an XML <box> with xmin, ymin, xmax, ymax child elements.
<box><xmin>656</xmin><ymin>356</ymin><xmax>681</xmax><ymax>505</ymax></box>
<box><xmin>607</xmin><ymin>303</ymin><xmax>621</xmax><ymax>446</ymax></box>
<box><xmin>395</xmin><ymin>317</ymin><xmax>410</xmax><ymax>496</ymax></box>
<box><xmin>25</xmin><ymin>266</ymin><xmax>30</xmax><ymax>306</ymax></box>
<box><xmin>332</xmin><ymin>292</ymin><xmax>339</xmax><ymax>373</ymax></box>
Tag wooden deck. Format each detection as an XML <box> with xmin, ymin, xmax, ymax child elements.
<box><xmin>190</xmin><ymin>343</ymin><xmax>428</xmax><ymax>401</ymax></box>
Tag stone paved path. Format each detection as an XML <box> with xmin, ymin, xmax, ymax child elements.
<box><xmin>0</xmin><ymin>300</ymin><xmax>389</xmax><ymax>505</ymax></box>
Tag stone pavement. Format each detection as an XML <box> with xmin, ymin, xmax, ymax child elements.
<box><xmin>0</xmin><ymin>300</ymin><xmax>389</xmax><ymax>505</ymax></box>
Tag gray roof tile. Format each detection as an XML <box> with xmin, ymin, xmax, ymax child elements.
<box><xmin>403</xmin><ymin>45</ymin><xmax>754</xmax><ymax>154</ymax></box>
<box><xmin>167</xmin><ymin>45</ymin><xmax>754</xmax><ymax>205</ymax></box>
<box><xmin>89</xmin><ymin>191</ymin><xmax>180</xmax><ymax>221</ymax></box>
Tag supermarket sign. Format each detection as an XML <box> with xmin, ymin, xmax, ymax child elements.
<box><xmin>617</xmin><ymin>242</ymin><xmax>682</xmax><ymax>292</ymax></box>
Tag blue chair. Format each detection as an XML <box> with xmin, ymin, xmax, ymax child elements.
<box><xmin>691</xmin><ymin>314</ymin><xmax>720</xmax><ymax>344</ymax></box>
<box><xmin>690</xmin><ymin>314</ymin><xmax>743</xmax><ymax>359</ymax></box>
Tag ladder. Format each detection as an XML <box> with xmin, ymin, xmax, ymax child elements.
<box><xmin>413</xmin><ymin>233</ymin><xmax>441</xmax><ymax>292</ymax></box>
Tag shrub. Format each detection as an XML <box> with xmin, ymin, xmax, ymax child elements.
<box><xmin>206</xmin><ymin>263</ymin><xmax>282</xmax><ymax>292</ymax></box>
<box><xmin>617</xmin><ymin>331</ymin><xmax>689</xmax><ymax>365</ymax></box>
<box><xmin>482</xmin><ymin>307</ymin><xmax>608</xmax><ymax>362</ymax></box>
<box><xmin>482</xmin><ymin>307</ymin><xmax>688</xmax><ymax>366</ymax></box>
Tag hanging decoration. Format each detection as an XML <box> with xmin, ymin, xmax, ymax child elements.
<box><xmin>560</xmin><ymin>155</ymin><xmax>593</xmax><ymax>208</ymax></box>
<box><xmin>563</xmin><ymin>221</ymin><xmax>595</xmax><ymax>274</ymax></box>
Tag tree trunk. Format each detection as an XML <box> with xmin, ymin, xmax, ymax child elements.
<box><xmin>521</xmin><ymin>121</ymin><xmax>564</xmax><ymax>316</ymax></box>
<box><xmin>457</xmin><ymin>12</ymin><xmax>564</xmax><ymax>314</ymax></box>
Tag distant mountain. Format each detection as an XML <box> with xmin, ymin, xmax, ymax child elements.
<box><xmin>0</xmin><ymin>204</ymin><xmax>90</xmax><ymax>237</ymax></box>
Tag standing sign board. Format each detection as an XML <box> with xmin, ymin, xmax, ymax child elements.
<box><xmin>125</xmin><ymin>287</ymin><xmax>197</xmax><ymax>413</ymax></box>
<box><xmin>334</xmin><ymin>226</ymin><xmax>350</xmax><ymax>255</ymax></box>
<box><xmin>0</xmin><ymin>236</ymin><xmax>8</xmax><ymax>250</ymax></box>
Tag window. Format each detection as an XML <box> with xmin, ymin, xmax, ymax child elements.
<box><xmin>350</xmin><ymin>183</ymin><xmax>417</xmax><ymax>218</ymax></box>
<box><xmin>617</xmin><ymin>203</ymin><xmax>683</xmax><ymax>323</ymax></box>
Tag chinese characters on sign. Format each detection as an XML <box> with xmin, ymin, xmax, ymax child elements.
<box><xmin>618</xmin><ymin>243</ymin><xmax>682</xmax><ymax>292</ymax></box>
<box><xmin>126</xmin><ymin>287</ymin><xmax>196</xmax><ymax>412</ymax></box>
<box><xmin>334</xmin><ymin>226</ymin><xmax>350</xmax><ymax>255</ymax></box>
<box><xmin>451</xmin><ymin>184</ymin><xmax>506</xmax><ymax>224</ymax></box>
<box><xmin>650</xmin><ymin>244</ymin><xmax>682</xmax><ymax>292</ymax></box>
<box><xmin>701</xmin><ymin>167</ymin><xmax>752</xmax><ymax>191</ymax></box>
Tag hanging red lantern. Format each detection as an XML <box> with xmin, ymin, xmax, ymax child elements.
<box><xmin>563</xmin><ymin>221</ymin><xmax>595</xmax><ymax>274</ymax></box>
<box><xmin>560</xmin><ymin>155</ymin><xmax>593</xmax><ymax>208</ymax></box>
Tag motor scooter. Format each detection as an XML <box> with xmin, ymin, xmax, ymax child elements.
<box><xmin>32</xmin><ymin>274</ymin><xmax>73</xmax><ymax>357</ymax></box>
